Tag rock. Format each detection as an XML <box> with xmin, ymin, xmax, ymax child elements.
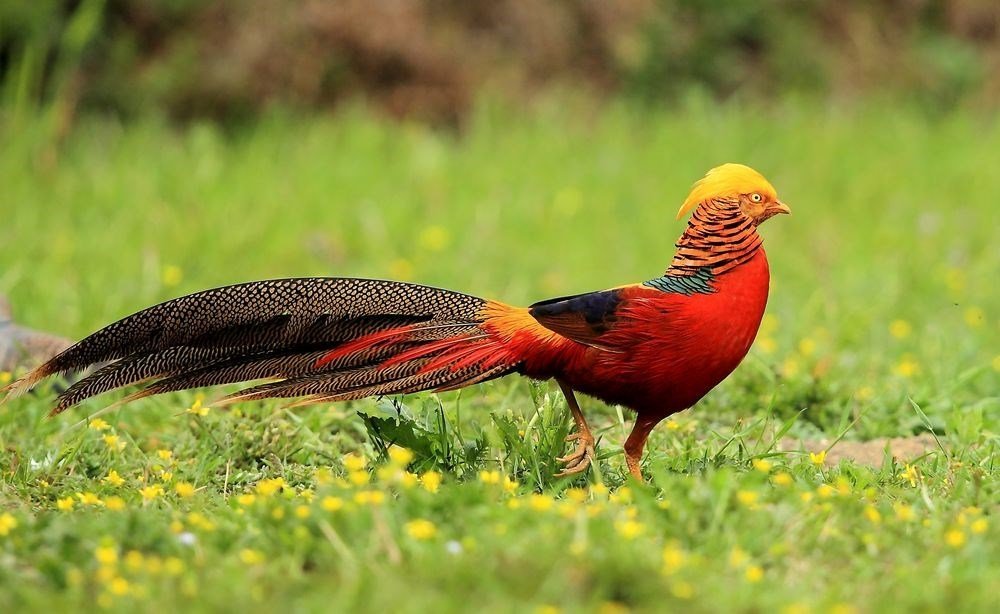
<box><xmin>0</xmin><ymin>295</ymin><xmax>73</xmax><ymax>373</ymax></box>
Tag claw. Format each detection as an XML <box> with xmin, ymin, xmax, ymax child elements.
<box><xmin>556</xmin><ymin>448</ymin><xmax>586</xmax><ymax>463</ymax></box>
<box><xmin>555</xmin><ymin>434</ymin><xmax>596</xmax><ymax>478</ymax></box>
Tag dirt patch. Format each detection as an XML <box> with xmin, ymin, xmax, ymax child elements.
<box><xmin>780</xmin><ymin>434</ymin><xmax>938</xmax><ymax>466</ymax></box>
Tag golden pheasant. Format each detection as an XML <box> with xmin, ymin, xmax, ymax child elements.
<box><xmin>4</xmin><ymin>163</ymin><xmax>789</xmax><ymax>479</ymax></box>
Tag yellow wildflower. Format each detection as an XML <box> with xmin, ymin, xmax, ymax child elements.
<box><xmin>420</xmin><ymin>471</ymin><xmax>442</xmax><ymax>493</ymax></box>
<box><xmin>103</xmin><ymin>470</ymin><xmax>126</xmax><ymax>487</ymax></box>
<box><xmin>0</xmin><ymin>513</ymin><xmax>17</xmax><ymax>536</ymax></box>
<box><xmin>528</xmin><ymin>494</ymin><xmax>554</xmax><ymax>512</ymax></box>
<box><xmin>388</xmin><ymin>447</ymin><xmax>414</xmax><ymax>466</ymax></box>
<box><xmin>348</xmin><ymin>470</ymin><xmax>370</xmax><ymax>486</ymax></box>
<box><xmin>963</xmin><ymin>307</ymin><xmax>984</xmax><ymax>328</ymax></box>
<box><xmin>609</xmin><ymin>487</ymin><xmax>632</xmax><ymax>505</ymax></box>
<box><xmin>971</xmin><ymin>518</ymin><xmax>988</xmax><ymax>534</ymax></box>
<box><xmin>772</xmin><ymin>472</ymin><xmax>793</xmax><ymax>487</ymax></box>
<box><xmin>96</xmin><ymin>566</ymin><xmax>116</xmax><ymax>583</ymax></box>
<box><xmin>809</xmin><ymin>450</ymin><xmax>826</xmax><ymax>466</ymax></box>
<box><xmin>57</xmin><ymin>497</ymin><xmax>75</xmax><ymax>511</ymax></box>
<box><xmin>353</xmin><ymin>490</ymin><xmax>386</xmax><ymax>506</ymax></box>
<box><xmin>321</xmin><ymin>496</ymin><xmax>344</xmax><ymax>512</ymax></box>
<box><xmin>745</xmin><ymin>565</ymin><xmax>764</xmax><ymax>583</ymax></box>
<box><xmin>164</xmin><ymin>557</ymin><xmax>184</xmax><ymax>575</ymax></box>
<box><xmin>0</xmin><ymin>371</ymin><xmax>9</xmax><ymax>385</ymax></box>
<box><xmin>855</xmin><ymin>386</ymin><xmax>874</xmax><ymax>401</ymax></box>
<box><xmin>993</xmin><ymin>355</ymin><xmax>1000</xmax><ymax>372</ymax></box>
<box><xmin>295</xmin><ymin>505</ymin><xmax>311</xmax><ymax>519</ymax></box>
<box><xmin>893</xmin><ymin>355</ymin><xmax>920</xmax><ymax>378</ymax></box>
<box><xmin>343</xmin><ymin>454</ymin><xmax>367</xmax><ymax>472</ymax></box>
<box><xmin>900</xmin><ymin>464</ymin><xmax>919</xmax><ymax>487</ymax></box>
<box><xmin>503</xmin><ymin>476</ymin><xmax>519</xmax><ymax>493</ymax></box>
<box><xmin>564</xmin><ymin>488</ymin><xmax>588</xmax><ymax>503</ymax></box>
<box><xmin>157</xmin><ymin>449</ymin><xmax>173</xmax><ymax>461</ymax></box>
<box><xmin>478</xmin><ymin>470</ymin><xmax>501</xmax><ymax>485</ymax></box>
<box><xmin>835</xmin><ymin>477</ymin><xmax>852</xmax><ymax>496</ymax></box>
<box><xmin>893</xmin><ymin>503</ymin><xmax>915</xmax><ymax>522</ymax></box>
<box><xmin>816</xmin><ymin>484</ymin><xmax>836</xmax><ymax>499</ymax></box>
<box><xmin>175</xmin><ymin>482</ymin><xmax>196</xmax><ymax>498</ymax></box>
<box><xmin>736</xmin><ymin>490</ymin><xmax>759</xmax><ymax>509</ymax></box>
<box><xmin>614</xmin><ymin>520</ymin><xmax>644</xmax><ymax>540</ymax></box>
<box><xmin>88</xmin><ymin>418</ymin><xmax>110</xmax><ymax>431</ymax></box>
<box><xmin>781</xmin><ymin>357</ymin><xmax>800</xmax><ymax>378</ymax></box>
<box><xmin>752</xmin><ymin>458</ymin><xmax>773</xmax><ymax>473</ymax></box>
<box><xmin>239</xmin><ymin>549</ymin><xmax>264</xmax><ymax>565</ymax></box>
<box><xmin>236</xmin><ymin>493</ymin><xmax>257</xmax><ymax>506</ymax></box>
<box><xmin>889</xmin><ymin>319</ymin><xmax>912</xmax><ymax>339</ymax></box>
<box><xmin>105</xmin><ymin>496</ymin><xmax>126</xmax><ymax>511</ymax></box>
<box><xmin>728</xmin><ymin>546</ymin><xmax>749</xmax><ymax>568</ymax></box>
<box><xmin>102</xmin><ymin>434</ymin><xmax>126</xmax><ymax>452</ymax></box>
<box><xmin>405</xmin><ymin>519</ymin><xmax>438</xmax><ymax>540</ymax></box>
<box><xmin>781</xmin><ymin>602</ymin><xmax>811</xmax><ymax>614</ymax></box>
<box><xmin>392</xmin><ymin>471</ymin><xmax>416</xmax><ymax>489</ymax></box>
<box><xmin>417</xmin><ymin>225</ymin><xmax>450</xmax><ymax>252</ymax></box>
<box><xmin>669</xmin><ymin>580</ymin><xmax>695</xmax><ymax>599</ymax></box>
<box><xmin>798</xmin><ymin>337</ymin><xmax>817</xmax><ymax>356</ymax></box>
<box><xmin>124</xmin><ymin>551</ymin><xmax>145</xmax><ymax>570</ymax></box>
<box><xmin>945</xmin><ymin>529</ymin><xmax>966</xmax><ymax>548</ymax></box>
<box><xmin>314</xmin><ymin>467</ymin><xmax>334</xmax><ymax>485</ymax></box>
<box><xmin>77</xmin><ymin>492</ymin><xmax>103</xmax><ymax>506</ymax></box>
<box><xmin>162</xmin><ymin>264</ymin><xmax>183</xmax><ymax>287</ymax></box>
<box><xmin>187</xmin><ymin>512</ymin><xmax>215</xmax><ymax>531</ymax></box>
<box><xmin>139</xmin><ymin>485</ymin><xmax>163</xmax><ymax>501</ymax></box>
<box><xmin>159</xmin><ymin>470</ymin><xmax>173</xmax><ymax>482</ymax></box>
<box><xmin>270</xmin><ymin>507</ymin><xmax>285</xmax><ymax>520</ymax></box>
<box><xmin>662</xmin><ymin>542</ymin><xmax>687</xmax><ymax>575</ymax></box>
<box><xmin>187</xmin><ymin>398</ymin><xmax>209</xmax><ymax>416</ymax></box>
<box><xmin>756</xmin><ymin>337</ymin><xmax>777</xmax><ymax>354</ymax></box>
<box><xmin>597</xmin><ymin>602</ymin><xmax>629</xmax><ymax>614</ymax></box>
<box><xmin>108</xmin><ymin>577</ymin><xmax>130</xmax><ymax>596</ymax></box>
<box><xmin>255</xmin><ymin>478</ymin><xmax>285</xmax><ymax>497</ymax></box>
<box><xmin>864</xmin><ymin>505</ymin><xmax>882</xmax><ymax>524</ymax></box>
<box><xmin>95</xmin><ymin>546</ymin><xmax>118</xmax><ymax>565</ymax></box>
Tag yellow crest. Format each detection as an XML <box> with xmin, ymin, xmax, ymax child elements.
<box><xmin>676</xmin><ymin>164</ymin><xmax>777</xmax><ymax>220</ymax></box>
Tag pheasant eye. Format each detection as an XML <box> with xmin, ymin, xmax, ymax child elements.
<box><xmin>750</xmin><ymin>193</ymin><xmax>763</xmax><ymax>203</ymax></box>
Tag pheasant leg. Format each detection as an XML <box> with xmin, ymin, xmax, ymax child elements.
<box><xmin>554</xmin><ymin>380</ymin><xmax>596</xmax><ymax>477</ymax></box>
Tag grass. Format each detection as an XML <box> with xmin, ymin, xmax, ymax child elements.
<box><xmin>0</xmin><ymin>98</ymin><xmax>997</xmax><ymax>612</ymax></box>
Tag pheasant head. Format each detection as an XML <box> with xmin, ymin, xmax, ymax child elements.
<box><xmin>677</xmin><ymin>163</ymin><xmax>790</xmax><ymax>225</ymax></box>
<box><xmin>666</xmin><ymin>164</ymin><xmax>790</xmax><ymax>276</ymax></box>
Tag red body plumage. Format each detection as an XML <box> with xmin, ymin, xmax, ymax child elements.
<box><xmin>480</xmin><ymin>249</ymin><xmax>770</xmax><ymax>420</ymax></box>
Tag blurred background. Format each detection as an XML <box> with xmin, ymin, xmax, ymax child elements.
<box><xmin>3</xmin><ymin>0</ymin><xmax>1000</xmax><ymax>126</ymax></box>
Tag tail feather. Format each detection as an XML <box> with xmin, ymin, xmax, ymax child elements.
<box><xmin>3</xmin><ymin>278</ymin><xmax>524</xmax><ymax>413</ymax></box>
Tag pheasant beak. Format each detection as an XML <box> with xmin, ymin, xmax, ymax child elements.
<box><xmin>768</xmin><ymin>200</ymin><xmax>791</xmax><ymax>216</ymax></box>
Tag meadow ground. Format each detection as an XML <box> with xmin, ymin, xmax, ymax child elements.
<box><xmin>0</xmin><ymin>99</ymin><xmax>997</xmax><ymax>612</ymax></box>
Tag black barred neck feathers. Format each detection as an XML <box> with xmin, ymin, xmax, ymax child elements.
<box><xmin>665</xmin><ymin>198</ymin><xmax>763</xmax><ymax>277</ymax></box>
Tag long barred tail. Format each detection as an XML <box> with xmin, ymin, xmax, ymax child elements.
<box><xmin>1</xmin><ymin>278</ymin><xmax>523</xmax><ymax>414</ymax></box>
